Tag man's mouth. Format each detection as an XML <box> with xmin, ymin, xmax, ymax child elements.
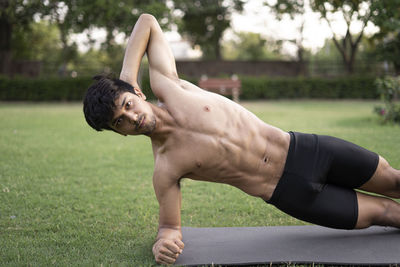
<box><xmin>137</xmin><ymin>116</ymin><xmax>145</xmax><ymax>129</ymax></box>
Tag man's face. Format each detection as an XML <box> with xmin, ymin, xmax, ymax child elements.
<box><xmin>110</xmin><ymin>91</ymin><xmax>156</xmax><ymax>136</ymax></box>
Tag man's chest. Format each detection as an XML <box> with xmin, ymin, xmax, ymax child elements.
<box><xmin>155</xmin><ymin>130</ymin><xmax>262</xmax><ymax>180</ymax></box>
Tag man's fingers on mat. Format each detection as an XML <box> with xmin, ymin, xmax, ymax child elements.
<box><xmin>174</xmin><ymin>239</ymin><xmax>184</xmax><ymax>250</ymax></box>
<box><xmin>165</xmin><ymin>240</ymin><xmax>182</xmax><ymax>254</ymax></box>
<box><xmin>160</xmin><ymin>247</ymin><xmax>179</xmax><ymax>258</ymax></box>
<box><xmin>156</xmin><ymin>253</ymin><xmax>177</xmax><ymax>265</ymax></box>
<box><xmin>156</xmin><ymin>239</ymin><xmax>180</xmax><ymax>253</ymax></box>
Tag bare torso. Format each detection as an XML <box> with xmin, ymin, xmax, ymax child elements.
<box><xmin>151</xmin><ymin>78</ymin><xmax>290</xmax><ymax>201</ymax></box>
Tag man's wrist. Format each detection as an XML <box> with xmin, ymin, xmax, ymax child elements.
<box><xmin>157</xmin><ymin>226</ymin><xmax>182</xmax><ymax>239</ymax></box>
<box><xmin>119</xmin><ymin>72</ymin><xmax>133</xmax><ymax>84</ymax></box>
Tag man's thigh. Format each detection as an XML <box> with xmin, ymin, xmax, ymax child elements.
<box><xmin>318</xmin><ymin>134</ymin><xmax>379</xmax><ymax>188</ymax></box>
<box><xmin>272</xmin><ymin>174</ymin><xmax>359</xmax><ymax>230</ymax></box>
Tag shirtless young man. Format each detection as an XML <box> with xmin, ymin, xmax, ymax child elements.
<box><xmin>83</xmin><ymin>14</ymin><xmax>400</xmax><ymax>265</ymax></box>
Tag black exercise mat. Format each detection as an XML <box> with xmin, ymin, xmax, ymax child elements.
<box><xmin>174</xmin><ymin>225</ymin><xmax>400</xmax><ymax>266</ymax></box>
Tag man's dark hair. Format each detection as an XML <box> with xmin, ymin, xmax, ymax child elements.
<box><xmin>83</xmin><ymin>74</ymin><xmax>136</xmax><ymax>131</ymax></box>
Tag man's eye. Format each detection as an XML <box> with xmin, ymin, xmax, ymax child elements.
<box><xmin>117</xmin><ymin>118</ymin><xmax>122</xmax><ymax>125</ymax></box>
<box><xmin>126</xmin><ymin>101</ymin><xmax>131</xmax><ymax>108</ymax></box>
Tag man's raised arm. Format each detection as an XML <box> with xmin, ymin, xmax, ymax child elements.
<box><xmin>152</xmin><ymin>170</ymin><xmax>184</xmax><ymax>265</ymax></box>
<box><xmin>119</xmin><ymin>14</ymin><xmax>178</xmax><ymax>98</ymax></box>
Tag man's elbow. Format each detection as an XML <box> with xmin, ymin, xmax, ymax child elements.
<box><xmin>138</xmin><ymin>13</ymin><xmax>157</xmax><ymax>24</ymax></box>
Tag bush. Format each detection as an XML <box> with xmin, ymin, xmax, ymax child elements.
<box><xmin>142</xmin><ymin>74</ymin><xmax>378</xmax><ymax>100</ymax></box>
<box><xmin>239</xmin><ymin>76</ymin><xmax>378</xmax><ymax>100</ymax></box>
<box><xmin>374</xmin><ymin>76</ymin><xmax>400</xmax><ymax>124</ymax></box>
<box><xmin>0</xmin><ymin>76</ymin><xmax>92</xmax><ymax>101</ymax></box>
<box><xmin>0</xmin><ymin>75</ymin><xmax>379</xmax><ymax>102</ymax></box>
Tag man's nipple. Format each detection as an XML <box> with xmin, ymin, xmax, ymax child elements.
<box><xmin>203</xmin><ymin>105</ymin><xmax>210</xmax><ymax>112</ymax></box>
<box><xmin>196</xmin><ymin>161</ymin><xmax>202</xmax><ymax>168</ymax></box>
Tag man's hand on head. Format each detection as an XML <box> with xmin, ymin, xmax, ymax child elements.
<box><xmin>152</xmin><ymin>238</ymin><xmax>184</xmax><ymax>265</ymax></box>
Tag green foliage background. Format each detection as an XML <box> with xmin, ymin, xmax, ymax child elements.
<box><xmin>0</xmin><ymin>75</ymin><xmax>379</xmax><ymax>101</ymax></box>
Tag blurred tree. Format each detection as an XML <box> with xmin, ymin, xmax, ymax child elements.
<box><xmin>368</xmin><ymin>1</ymin><xmax>400</xmax><ymax>75</ymax></box>
<box><xmin>310</xmin><ymin>35</ymin><xmax>378</xmax><ymax>76</ymax></box>
<box><xmin>47</xmin><ymin>0</ymin><xmax>171</xmax><ymax>76</ymax></box>
<box><xmin>266</xmin><ymin>0</ymin><xmax>400</xmax><ymax>74</ymax></box>
<box><xmin>11</xmin><ymin>21</ymin><xmax>61</xmax><ymax>61</ymax></box>
<box><xmin>369</xmin><ymin>0</ymin><xmax>400</xmax><ymax>38</ymax></box>
<box><xmin>0</xmin><ymin>0</ymin><xmax>49</xmax><ymax>74</ymax></box>
<box><xmin>0</xmin><ymin>0</ymin><xmax>170</xmax><ymax>76</ymax></box>
<box><xmin>222</xmin><ymin>32</ymin><xmax>284</xmax><ymax>60</ymax></box>
<box><xmin>48</xmin><ymin>1</ymin><xmax>170</xmax><ymax>51</ymax></box>
<box><xmin>71</xmin><ymin>45</ymin><xmax>126</xmax><ymax>76</ymax></box>
<box><xmin>313</xmin><ymin>36</ymin><xmax>375</xmax><ymax>62</ymax></box>
<box><xmin>173</xmin><ymin>0</ymin><xmax>244</xmax><ymax>59</ymax></box>
<box><xmin>375</xmin><ymin>34</ymin><xmax>400</xmax><ymax>75</ymax></box>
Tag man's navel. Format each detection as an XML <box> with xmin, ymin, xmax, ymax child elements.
<box><xmin>203</xmin><ymin>105</ymin><xmax>210</xmax><ymax>112</ymax></box>
<box><xmin>196</xmin><ymin>161</ymin><xmax>202</xmax><ymax>168</ymax></box>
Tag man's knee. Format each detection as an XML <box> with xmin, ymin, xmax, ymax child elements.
<box><xmin>362</xmin><ymin>156</ymin><xmax>400</xmax><ymax>198</ymax></box>
<box><xmin>382</xmin><ymin>160</ymin><xmax>400</xmax><ymax>198</ymax></box>
<box><xmin>394</xmin><ymin>171</ymin><xmax>400</xmax><ymax>195</ymax></box>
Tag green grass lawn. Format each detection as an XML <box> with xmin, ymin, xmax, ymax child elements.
<box><xmin>1</xmin><ymin>100</ymin><xmax>399</xmax><ymax>266</ymax></box>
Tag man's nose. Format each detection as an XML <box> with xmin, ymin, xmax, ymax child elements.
<box><xmin>126</xmin><ymin>112</ymin><xmax>139</xmax><ymax>124</ymax></box>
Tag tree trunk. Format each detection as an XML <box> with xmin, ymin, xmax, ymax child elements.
<box><xmin>0</xmin><ymin>14</ymin><xmax>12</xmax><ymax>75</ymax></box>
<box><xmin>337</xmin><ymin>47</ymin><xmax>353</xmax><ymax>75</ymax></box>
<box><xmin>347</xmin><ymin>51</ymin><xmax>355</xmax><ymax>74</ymax></box>
<box><xmin>338</xmin><ymin>40</ymin><xmax>357</xmax><ymax>75</ymax></box>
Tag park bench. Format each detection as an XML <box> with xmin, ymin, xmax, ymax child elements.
<box><xmin>198</xmin><ymin>75</ymin><xmax>241</xmax><ymax>102</ymax></box>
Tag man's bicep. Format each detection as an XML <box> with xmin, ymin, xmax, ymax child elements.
<box><xmin>147</xmin><ymin>16</ymin><xmax>178</xmax><ymax>80</ymax></box>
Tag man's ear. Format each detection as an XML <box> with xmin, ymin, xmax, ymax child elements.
<box><xmin>134</xmin><ymin>87</ymin><xmax>147</xmax><ymax>101</ymax></box>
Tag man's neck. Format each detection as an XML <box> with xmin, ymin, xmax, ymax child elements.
<box><xmin>147</xmin><ymin>102</ymin><xmax>176</xmax><ymax>144</ymax></box>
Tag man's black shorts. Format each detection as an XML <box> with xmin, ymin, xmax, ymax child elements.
<box><xmin>266</xmin><ymin>131</ymin><xmax>379</xmax><ymax>229</ymax></box>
